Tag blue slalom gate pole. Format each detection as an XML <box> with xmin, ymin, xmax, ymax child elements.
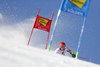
<box><xmin>48</xmin><ymin>0</ymin><xmax>65</xmax><ymax>51</ymax></box>
<box><xmin>48</xmin><ymin>10</ymin><xmax>61</xmax><ymax>51</ymax></box>
<box><xmin>76</xmin><ymin>0</ymin><xmax>91</xmax><ymax>58</ymax></box>
<box><xmin>76</xmin><ymin>17</ymin><xmax>86</xmax><ymax>58</ymax></box>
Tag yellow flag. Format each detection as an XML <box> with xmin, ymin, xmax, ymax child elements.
<box><xmin>39</xmin><ymin>18</ymin><xmax>49</xmax><ymax>27</ymax></box>
<box><xmin>69</xmin><ymin>0</ymin><xmax>86</xmax><ymax>9</ymax></box>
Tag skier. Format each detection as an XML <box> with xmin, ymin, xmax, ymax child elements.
<box><xmin>55</xmin><ymin>42</ymin><xmax>76</xmax><ymax>58</ymax></box>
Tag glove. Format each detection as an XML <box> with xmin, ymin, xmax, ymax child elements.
<box><xmin>72</xmin><ymin>54</ymin><xmax>76</xmax><ymax>58</ymax></box>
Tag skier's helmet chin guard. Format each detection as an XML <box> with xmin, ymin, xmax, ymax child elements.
<box><xmin>59</xmin><ymin>42</ymin><xmax>66</xmax><ymax>48</ymax></box>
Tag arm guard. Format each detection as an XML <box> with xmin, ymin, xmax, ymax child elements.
<box><xmin>67</xmin><ymin>49</ymin><xmax>73</xmax><ymax>54</ymax></box>
<box><xmin>67</xmin><ymin>48</ymin><xmax>76</xmax><ymax>58</ymax></box>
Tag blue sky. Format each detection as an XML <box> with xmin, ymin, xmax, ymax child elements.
<box><xmin>0</xmin><ymin>0</ymin><xmax>100</xmax><ymax>65</ymax></box>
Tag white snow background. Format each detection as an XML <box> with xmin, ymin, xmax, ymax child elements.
<box><xmin>0</xmin><ymin>13</ymin><xmax>100</xmax><ymax>67</ymax></box>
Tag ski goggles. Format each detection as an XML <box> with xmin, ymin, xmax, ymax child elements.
<box><xmin>61</xmin><ymin>47</ymin><xmax>65</xmax><ymax>49</ymax></box>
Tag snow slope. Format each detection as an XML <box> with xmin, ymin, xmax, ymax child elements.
<box><xmin>0</xmin><ymin>44</ymin><xmax>100</xmax><ymax>67</ymax></box>
<box><xmin>0</xmin><ymin>18</ymin><xmax>100</xmax><ymax>67</ymax></box>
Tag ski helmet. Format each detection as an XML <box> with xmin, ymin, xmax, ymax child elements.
<box><xmin>59</xmin><ymin>42</ymin><xmax>66</xmax><ymax>48</ymax></box>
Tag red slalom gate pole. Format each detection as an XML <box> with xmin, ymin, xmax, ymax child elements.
<box><xmin>27</xmin><ymin>8</ymin><xmax>40</xmax><ymax>46</ymax></box>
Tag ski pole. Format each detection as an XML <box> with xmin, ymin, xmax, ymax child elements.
<box><xmin>78</xmin><ymin>57</ymin><xmax>91</xmax><ymax>60</ymax></box>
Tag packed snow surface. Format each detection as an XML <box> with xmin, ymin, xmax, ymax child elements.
<box><xmin>0</xmin><ymin>44</ymin><xmax>100</xmax><ymax>67</ymax></box>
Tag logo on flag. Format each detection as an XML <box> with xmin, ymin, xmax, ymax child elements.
<box><xmin>69</xmin><ymin>0</ymin><xmax>86</xmax><ymax>9</ymax></box>
<box><xmin>61</xmin><ymin>0</ymin><xmax>91</xmax><ymax>17</ymax></box>
<box><xmin>39</xmin><ymin>18</ymin><xmax>49</xmax><ymax>27</ymax></box>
